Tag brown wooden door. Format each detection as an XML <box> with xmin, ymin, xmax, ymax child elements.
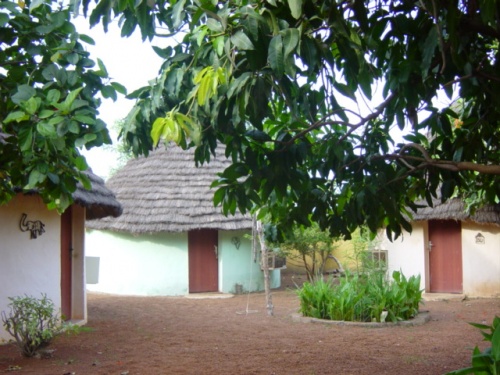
<box><xmin>60</xmin><ymin>207</ymin><xmax>72</xmax><ymax>320</ymax></box>
<box><xmin>188</xmin><ymin>229</ymin><xmax>218</xmax><ymax>293</ymax></box>
<box><xmin>429</xmin><ymin>220</ymin><xmax>463</xmax><ymax>293</ymax></box>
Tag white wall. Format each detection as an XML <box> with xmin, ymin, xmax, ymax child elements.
<box><xmin>0</xmin><ymin>195</ymin><xmax>61</xmax><ymax>343</ymax></box>
<box><xmin>85</xmin><ymin>230</ymin><xmax>189</xmax><ymax>296</ymax></box>
<box><xmin>379</xmin><ymin>222</ymin><xmax>427</xmax><ymax>291</ymax></box>
<box><xmin>462</xmin><ymin>222</ymin><xmax>500</xmax><ymax>297</ymax></box>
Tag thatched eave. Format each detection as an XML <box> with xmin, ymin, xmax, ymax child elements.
<box><xmin>409</xmin><ymin>198</ymin><xmax>500</xmax><ymax>226</ymax></box>
<box><xmin>74</xmin><ymin>171</ymin><xmax>123</xmax><ymax>220</ymax></box>
<box><xmin>86</xmin><ymin>144</ymin><xmax>252</xmax><ymax>234</ymax></box>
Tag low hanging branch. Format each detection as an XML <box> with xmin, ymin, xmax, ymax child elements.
<box><xmin>398</xmin><ymin>143</ymin><xmax>500</xmax><ymax>175</ymax></box>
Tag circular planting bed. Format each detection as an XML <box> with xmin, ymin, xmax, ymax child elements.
<box><xmin>291</xmin><ymin>310</ymin><xmax>431</xmax><ymax>327</ymax></box>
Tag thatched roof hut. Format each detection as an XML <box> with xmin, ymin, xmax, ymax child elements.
<box><xmin>86</xmin><ymin>144</ymin><xmax>252</xmax><ymax>234</ymax></box>
<box><xmin>411</xmin><ymin>198</ymin><xmax>500</xmax><ymax>226</ymax></box>
<box><xmin>75</xmin><ymin>171</ymin><xmax>123</xmax><ymax>220</ymax></box>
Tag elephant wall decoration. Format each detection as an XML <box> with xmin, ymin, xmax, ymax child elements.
<box><xmin>231</xmin><ymin>236</ymin><xmax>241</xmax><ymax>249</ymax></box>
<box><xmin>19</xmin><ymin>213</ymin><xmax>45</xmax><ymax>239</ymax></box>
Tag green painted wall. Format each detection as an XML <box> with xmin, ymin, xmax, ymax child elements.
<box><xmin>86</xmin><ymin>229</ymin><xmax>280</xmax><ymax>296</ymax></box>
<box><xmin>86</xmin><ymin>230</ymin><xmax>188</xmax><ymax>296</ymax></box>
<box><xmin>219</xmin><ymin>230</ymin><xmax>281</xmax><ymax>294</ymax></box>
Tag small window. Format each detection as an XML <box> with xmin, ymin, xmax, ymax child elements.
<box><xmin>366</xmin><ymin>250</ymin><xmax>388</xmax><ymax>270</ymax></box>
<box><xmin>261</xmin><ymin>253</ymin><xmax>287</xmax><ymax>270</ymax></box>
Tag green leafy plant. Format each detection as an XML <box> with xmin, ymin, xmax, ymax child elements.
<box><xmin>447</xmin><ymin>316</ymin><xmax>500</xmax><ymax>375</ymax></box>
<box><xmin>297</xmin><ymin>278</ymin><xmax>337</xmax><ymax>320</ymax></box>
<box><xmin>1</xmin><ymin>294</ymin><xmax>65</xmax><ymax>357</ymax></box>
<box><xmin>297</xmin><ymin>270</ymin><xmax>423</xmax><ymax>323</ymax></box>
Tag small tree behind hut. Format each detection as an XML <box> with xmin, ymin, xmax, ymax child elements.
<box><xmin>279</xmin><ymin>224</ymin><xmax>340</xmax><ymax>281</ymax></box>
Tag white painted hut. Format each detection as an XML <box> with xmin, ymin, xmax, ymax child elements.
<box><xmin>0</xmin><ymin>171</ymin><xmax>122</xmax><ymax>343</ymax></box>
<box><xmin>379</xmin><ymin>198</ymin><xmax>500</xmax><ymax>297</ymax></box>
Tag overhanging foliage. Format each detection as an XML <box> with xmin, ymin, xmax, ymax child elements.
<box><xmin>0</xmin><ymin>0</ymin><xmax>124</xmax><ymax>210</ymax></box>
<box><xmin>2</xmin><ymin>0</ymin><xmax>499</xmax><ymax>237</ymax></box>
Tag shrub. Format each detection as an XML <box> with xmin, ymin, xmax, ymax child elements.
<box><xmin>297</xmin><ymin>270</ymin><xmax>423</xmax><ymax>322</ymax></box>
<box><xmin>1</xmin><ymin>294</ymin><xmax>64</xmax><ymax>357</ymax></box>
<box><xmin>297</xmin><ymin>278</ymin><xmax>337</xmax><ymax>320</ymax></box>
<box><xmin>447</xmin><ymin>316</ymin><xmax>500</xmax><ymax>375</ymax></box>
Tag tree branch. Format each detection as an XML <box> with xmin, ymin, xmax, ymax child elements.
<box><xmin>390</xmin><ymin>143</ymin><xmax>500</xmax><ymax>174</ymax></box>
<box><xmin>277</xmin><ymin>92</ymin><xmax>398</xmax><ymax>148</ymax></box>
<box><xmin>430</xmin><ymin>160</ymin><xmax>500</xmax><ymax>174</ymax></box>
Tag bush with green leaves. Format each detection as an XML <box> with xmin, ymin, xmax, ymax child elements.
<box><xmin>277</xmin><ymin>223</ymin><xmax>340</xmax><ymax>281</ymax></box>
<box><xmin>447</xmin><ymin>316</ymin><xmax>500</xmax><ymax>375</ymax></box>
<box><xmin>297</xmin><ymin>270</ymin><xmax>423</xmax><ymax>323</ymax></box>
<box><xmin>1</xmin><ymin>294</ymin><xmax>64</xmax><ymax>357</ymax></box>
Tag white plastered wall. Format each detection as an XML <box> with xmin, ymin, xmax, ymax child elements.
<box><xmin>379</xmin><ymin>222</ymin><xmax>428</xmax><ymax>291</ymax></box>
<box><xmin>461</xmin><ymin>222</ymin><xmax>500</xmax><ymax>297</ymax></box>
<box><xmin>0</xmin><ymin>195</ymin><xmax>61</xmax><ymax>343</ymax></box>
<box><xmin>381</xmin><ymin>221</ymin><xmax>500</xmax><ymax>297</ymax></box>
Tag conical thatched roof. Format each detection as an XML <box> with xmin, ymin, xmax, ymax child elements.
<box><xmin>411</xmin><ymin>198</ymin><xmax>500</xmax><ymax>226</ymax></box>
<box><xmin>75</xmin><ymin>170</ymin><xmax>123</xmax><ymax>220</ymax></box>
<box><xmin>86</xmin><ymin>144</ymin><xmax>252</xmax><ymax>234</ymax></box>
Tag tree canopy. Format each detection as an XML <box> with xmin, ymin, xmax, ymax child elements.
<box><xmin>1</xmin><ymin>0</ymin><xmax>499</xmax><ymax>238</ymax></box>
<box><xmin>0</xmin><ymin>0</ymin><xmax>124</xmax><ymax>209</ymax></box>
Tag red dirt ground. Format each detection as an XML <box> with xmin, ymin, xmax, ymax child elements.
<box><xmin>0</xmin><ymin>273</ymin><xmax>499</xmax><ymax>375</ymax></box>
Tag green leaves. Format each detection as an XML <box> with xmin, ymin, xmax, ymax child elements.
<box><xmin>0</xmin><ymin>0</ymin><xmax>120</xmax><ymax>212</ymax></box>
<box><xmin>447</xmin><ymin>316</ymin><xmax>500</xmax><ymax>375</ymax></box>
<box><xmin>192</xmin><ymin>66</ymin><xmax>226</xmax><ymax>106</ymax></box>
<box><xmin>151</xmin><ymin>110</ymin><xmax>201</xmax><ymax>147</ymax></box>
<box><xmin>12</xmin><ymin>85</ymin><xmax>36</xmax><ymax>105</ymax></box>
<box><xmin>55</xmin><ymin>87</ymin><xmax>83</xmax><ymax>113</ymax></box>
<box><xmin>2</xmin><ymin>294</ymin><xmax>64</xmax><ymax>357</ymax></box>
<box><xmin>230</xmin><ymin>30</ymin><xmax>254</xmax><ymax>50</ymax></box>
<box><xmin>298</xmin><ymin>269</ymin><xmax>423</xmax><ymax>322</ymax></box>
<box><xmin>80</xmin><ymin>0</ymin><xmax>500</xmax><ymax>241</ymax></box>
<box><xmin>268</xmin><ymin>34</ymin><xmax>284</xmax><ymax>78</ymax></box>
<box><xmin>4</xmin><ymin>111</ymin><xmax>29</xmax><ymax>124</ymax></box>
<box><xmin>268</xmin><ymin>28</ymin><xmax>300</xmax><ymax>78</ymax></box>
<box><xmin>287</xmin><ymin>0</ymin><xmax>302</xmax><ymax>19</ymax></box>
<box><xmin>421</xmin><ymin>26</ymin><xmax>439</xmax><ymax>77</ymax></box>
<box><xmin>171</xmin><ymin>0</ymin><xmax>187</xmax><ymax>29</ymax></box>
<box><xmin>29</xmin><ymin>0</ymin><xmax>45</xmax><ymax>12</ymax></box>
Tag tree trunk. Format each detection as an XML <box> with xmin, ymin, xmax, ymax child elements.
<box><xmin>256</xmin><ymin>220</ymin><xmax>274</xmax><ymax>316</ymax></box>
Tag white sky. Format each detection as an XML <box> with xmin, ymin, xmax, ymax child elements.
<box><xmin>74</xmin><ymin>16</ymin><xmax>163</xmax><ymax>179</ymax></box>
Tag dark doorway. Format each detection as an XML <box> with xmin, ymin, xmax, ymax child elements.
<box><xmin>429</xmin><ymin>220</ymin><xmax>463</xmax><ymax>293</ymax></box>
<box><xmin>60</xmin><ymin>207</ymin><xmax>72</xmax><ymax>319</ymax></box>
<box><xmin>188</xmin><ymin>229</ymin><xmax>218</xmax><ymax>293</ymax></box>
